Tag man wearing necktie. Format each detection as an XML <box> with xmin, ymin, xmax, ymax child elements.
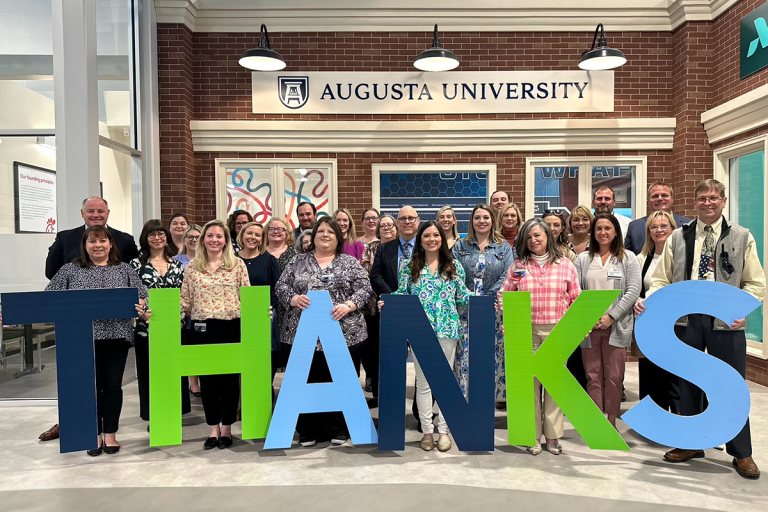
<box><xmin>638</xmin><ymin>179</ymin><xmax>766</xmax><ymax>480</ymax></box>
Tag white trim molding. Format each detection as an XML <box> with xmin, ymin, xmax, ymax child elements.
<box><xmin>701</xmin><ymin>84</ymin><xmax>768</xmax><ymax>145</ymax></box>
<box><xmin>191</xmin><ymin>118</ymin><xmax>676</xmax><ymax>154</ymax></box>
<box><xmin>155</xmin><ymin>0</ymin><xmax>739</xmax><ymax>33</ymax></box>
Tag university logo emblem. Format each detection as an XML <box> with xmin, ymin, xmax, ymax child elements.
<box><xmin>278</xmin><ymin>76</ymin><xmax>309</xmax><ymax>109</ymax></box>
<box><xmin>747</xmin><ymin>17</ymin><xmax>768</xmax><ymax>58</ymax></box>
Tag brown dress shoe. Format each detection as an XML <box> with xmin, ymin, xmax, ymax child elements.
<box><xmin>733</xmin><ymin>457</ymin><xmax>760</xmax><ymax>479</ymax></box>
<box><xmin>663</xmin><ymin>448</ymin><xmax>705</xmax><ymax>463</ymax></box>
<box><xmin>38</xmin><ymin>424</ymin><xmax>59</xmax><ymax>442</ymax></box>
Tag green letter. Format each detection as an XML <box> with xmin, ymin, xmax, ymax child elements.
<box><xmin>503</xmin><ymin>290</ymin><xmax>629</xmax><ymax>450</ymax></box>
<box><xmin>148</xmin><ymin>287</ymin><xmax>272</xmax><ymax>446</ymax></box>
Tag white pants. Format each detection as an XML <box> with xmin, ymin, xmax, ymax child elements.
<box><xmin>412</xmin><ymin>338</ymin><xmax>458</xmax><ymax>434</ymax></box>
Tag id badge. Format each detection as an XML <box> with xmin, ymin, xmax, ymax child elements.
<box><xmin>607</xmin><ymin>267</ymin><xmax>622</xmax><ymax>279</ymax></box>
<box><xmin>513</xmin><ymin>269</ymin><xmax>526</xmax><ymax>280</ymax></box>
<box><xmin>193</xmin><ymin>322</ymin><xmax>207</xmax><ymax>333</ymax></box>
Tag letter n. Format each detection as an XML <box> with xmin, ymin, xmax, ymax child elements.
<box><xmin>148</xmin><ymin>287</ymin><xmax>272</xmax><ymax>446</ymax></box>
<box><xmin>378</xmin><ymin>295</ymin><xmax>495</xmax><ymax>451</ymax></box>
<box><xmin>503</xmin><ymin>290</ymin><xmax>629</xmax><ymax>450</ymax></box>
<box><xmin>264</xmin><ymin>291</ymin><xmax>377</xmax><ymax>449</ymax></box>
<box><xmin>0</xmin><ymin>288</ymin><xmax>138</xmax><ymax>453</ymax></box>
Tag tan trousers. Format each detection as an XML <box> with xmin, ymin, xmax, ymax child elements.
<box><xmin>532</xmin><ymin>323</ymin><xmax>564</xmax><ymax>440</ymax></box>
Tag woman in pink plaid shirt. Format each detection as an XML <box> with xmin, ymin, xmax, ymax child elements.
<box><xmin>497</xmin><ymin>218</ymin><xmax>581</xmax><ymax>456</ymax></box>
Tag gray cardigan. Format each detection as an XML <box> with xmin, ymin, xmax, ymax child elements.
<box><xmin>574</xmin><ymin>251</ymin><xmax>641</xmax><ymax>348</ymax></box>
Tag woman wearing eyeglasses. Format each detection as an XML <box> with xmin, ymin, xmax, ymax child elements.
<box><xmin>130</xmin><ymin>220</ymin><xmax>191</xmax><ymax>429</ymax></box>
<box><xmin>276</xmin><ymin>217</ymin><xmax>373</xmax><ymax>447</ymax></box>
<box><xmin>265</xmin><ymin>218</ymin><xmax>297</xmax><ymax>272</ymax></box>
<box><xmin>436</xmin><ymin>206</ymin><xmax>460</xmax><ymax>249</ymax></box>
<box><xmin>358</xmin><ymin>208</ymin><xmax>380</xmax><ymax>246</ymax></box>
<box><xmin>452</xmin><ymin>204</ymin><xmax>515</xmax><ymax>404</ymax></box>
<box><xmin>575</xmin><ymin>213</ymin><xmax>641</xmax><ymax>429</ymax></box>
<box><xmin>227</xmin><ymin>210</ymin><xmax>253</xmax><ymax>253</ymax></box>
<box><xmin>631</xmin><ymin>210</ymin><xmax>680</xmax><ymax>413</ymax></box>
<box><xmin>174</xmin><ymin>224</ymin><xmax>203</xmax><ymax>397</ymax></box>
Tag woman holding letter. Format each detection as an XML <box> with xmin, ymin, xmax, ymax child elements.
<box><xmin>498</xmin><ymin>218</ymin><xmax>580</xmax><ymax>455</ymax></box>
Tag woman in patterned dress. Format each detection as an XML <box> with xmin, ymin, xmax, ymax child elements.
<box><xmin>45</xmin><ymin>226</ymin><xmax>148</xmax><ymax>456</ymax></box>
<box><xmin>130</xmin><ymin>219</ymin><xmax>191</xmax><ymax>428</ymax></box>
<box><xmin>381</xmin><ymin>221</ymin><xmax>473</xmax><ymax>452</ymax></box>
<box><xmin>451</xmin><ymin>204</ymin><xmax>515</xmax><ymax>407</ymax></box>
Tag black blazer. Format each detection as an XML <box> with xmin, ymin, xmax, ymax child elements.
<box><xmin>45</xmin><ymin>224</ymin><xmax>140</xmax><ymax>280</ymax></box>
<box><xmin>624</xmin><ymin>212</ymin><xmax>691</xmax><ymax>255</ymax></box>
<box><xmin>371</xmin><ymin>239</ymin><xmax>401</xmax><ymax>296</ymax></box>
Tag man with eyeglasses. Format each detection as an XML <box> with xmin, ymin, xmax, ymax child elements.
<box><xmin>592</xmin><ymin>186</ymin><xmax>631</xmax><ymax>239</ymax></box>
<box><xmin>39</xmin><ymin>196</ymin><xmax>139</xmax><ymax>442</ymax></box>
<box><xmin>624</xmin><ymin>182</ymin><xmax>691</xmax><ymax>255</ymax></box>
<box><xmin>637</xmin><ymin>179</ymin><xmax>765</xmax><ymax>480</ymax></box>
<box><xmin>293</xmin><ymin>202</ymin><xmax>317</xmax><ymax>239</ymax></box>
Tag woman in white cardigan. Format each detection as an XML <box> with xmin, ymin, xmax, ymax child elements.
<box><xmin>574</xmin><ymin>213</ymin><xmax>641</xmax><ymax>428</ymax></box>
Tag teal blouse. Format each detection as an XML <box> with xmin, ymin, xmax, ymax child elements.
<box><xmin>393</xmin><ymin>260</ymin><xmax>473</xmax><ymax>339</ymax></box>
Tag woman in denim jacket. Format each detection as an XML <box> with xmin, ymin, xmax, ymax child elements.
<box><xmin>451</xmin><ymin>204</ymin><xmax>515</xmax><ymax>402</ymax></box>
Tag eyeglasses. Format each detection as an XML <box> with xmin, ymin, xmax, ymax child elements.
<box><xmin>148</xmin><ymin>232</ymin><xmax>166</xmax><ymax>239</ymax></box>
<box><xmin>695</xmin><ymin>196</ymin><xmax>722</xmax><ymax>204</ymax></box>
<box><xmin>364</xmin><ymin>216</ymin><xmax>380</xmax><ymax>222</ymax></box>
<box><xmin>235</xmin><ymin>221</ymin><xmax>250</xmax><ymax>227</ymax></box>
<box><xmin>268</xmin><ymin>227</ymin><xmax>286</xmax><ymax>233</ymax></box>
<box><xmin>649</xmin><ymin>225</ymin><xmax>671</xmax><ymax>232</ymax></box>
<box><xmin>185</xmin><ymin>235</ymin><xmax>200</xmax><ymax>240</ymax></box>
<box><xmin>379</xmin><ymin>223</ymin><xmax>395</xmax><ymax>230</ymax></box>
<box><xmin>398</xmin><ymin>216</ymin><xmax>419</xmax><ymax>224</ymax></box>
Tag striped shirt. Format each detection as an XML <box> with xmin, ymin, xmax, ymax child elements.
<box><xmin>498</xmin><ymin>257</ymin><xmax>581</xmax><ymax>324</ymax></box>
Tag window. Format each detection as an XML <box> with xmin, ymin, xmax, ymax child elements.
<box><xmin>215</xmin><ymin>159</ymin><xmax>337</xmax><ymax>229</ymax></box>
<box><xmin>714</xmin><ymin>135</ymin><xmax>768</xmax><ymax>358</ymax></box>
<box><xmin>372</xmin><ymin>164</ymin><xmax>497</xmax><ymax>236</ymax></box>
<box><xmin>526</xmin><ymin>157</ymin><xmax>646</xmax><ymax>220</ymax></box>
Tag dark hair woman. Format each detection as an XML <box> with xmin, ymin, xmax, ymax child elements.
<box><xmin>168</xmin><ymin>213</ymin><xmax>190</xmax><ymax>254</ymax></box>
<box><xmin>227</xmin><ymin>210</ymin><xmax>253</xmax><ymax>253</ymax></box>
<box><xmin>130</xmin><ymin>219</ymin><xmax>191</xmax><ymax>428</ymax></box>
<box><xmin>382</xmin><ymin>221</ymin><xmax>473</xmax><ymax>452</ymax></box>
<box><xmin>45</xmin><ymin>226</ymin><xmax>147</xmax><ymax>456</ymax></box>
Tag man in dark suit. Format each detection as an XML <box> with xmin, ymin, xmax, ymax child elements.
<box><xmin>371</xmin><ymin>206</ymin><xmax>432</xmax><ymax>424</ymax></box>
<box><xmin>38</xmin><ymin>196</ymin><xmax>139</xmax><ymax>442</ymax></box>
<box><xmin>624</xmin><ymin>182</ymin><xmax>691</xmax><ymax>255</ymax></box>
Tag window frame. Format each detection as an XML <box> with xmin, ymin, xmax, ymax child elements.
<box><xmin>713</xmin><ymin>134</ymin><xmax>768</xmax><ymax>359</ymax></box>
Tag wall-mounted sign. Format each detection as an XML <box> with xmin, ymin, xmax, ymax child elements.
<box><xmin>13</xmin><ymin>161</ymin><xmax>57</xmax><ymax>234</ymax></box>
<box><xmin>252</xmin><ymin>71</ymin><xmax>614</xmax><ymax>114</ymax></box>
<box><xmin>741</xmin><ymin>2</ymin><xmax>768</xmax><ymax>79</ymax></box>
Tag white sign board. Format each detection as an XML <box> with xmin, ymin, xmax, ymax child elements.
<box><xmin>251</xmin><ymin>71</ymin><xmax>614</xmax><ymax>114</ymax></box>
<box><xmin>14</xmin><ymin>162</ymin><xmax>57</xmax><ymax>233</ymax></box>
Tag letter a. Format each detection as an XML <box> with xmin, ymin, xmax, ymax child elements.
<box><xmin>503</xmin><ymin>290</ymin><xmax>629</xmax><ymax>450</ymax></box>
<box><xmin>264</xmin><ymin>290</ymin><xmax>377</xmax><ymax>449</ymax></box>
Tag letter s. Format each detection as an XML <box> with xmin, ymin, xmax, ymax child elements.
<box><xmin>623</xmin><ymin>280</ymin><xmax>759</xmax><ymax>449</ymax></box>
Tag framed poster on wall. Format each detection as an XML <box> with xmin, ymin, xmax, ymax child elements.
<box><xmin>372</xmin><ymin>164</ymin><xmax>497</xmax><ymax>235</ymax></box>
<box><xmin>13</xmin><ymin>161</ymin><xmax>57</xmax><ymax>234</ymax></box>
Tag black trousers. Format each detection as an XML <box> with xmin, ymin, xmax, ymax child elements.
<box><xmin>134</xmin><ymin>333</ymin><xmax>191</xmax><ymax>422</ymax></box>
<box><xmin>362</xmin><ymin>312</ymin><xmax>380</xmax><ymax>398</ymax></box>
<box><xmin>567</xmin><ymin>347</ymin><xmax>588</xmax><ymax>390</ymax></box>
<box><xmin>190</xmin><ymin>318</ymin><xmax>241</xmax><ymax>427</ymax></box>
<box><xmin>281</xmin><ymin>342</ymin><xmax>363</xmax><ymax>441</ymax></box>
<box><xmin>94</xmin><ymin>338</ymin><xmax>130</xmax><ymax>434</ymax></box>
<box><xmin>638</xmin><ymin>357</ymin><xmax>681</xmax><ymax>414</ymax></box>
<box><xmin>678</xmin><ymin>314</ymin><xmax>751</xmax><ymax>459</ymax></box>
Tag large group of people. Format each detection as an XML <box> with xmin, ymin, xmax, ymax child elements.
<box><xmin>13</xmin><ymin>178</ymin><xmax>764</xmax><ymax>480</ymax></box>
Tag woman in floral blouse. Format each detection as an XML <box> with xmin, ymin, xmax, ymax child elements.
<box><xmin>383</xmin><ymin>221</ymin><xmax>473</xmax><ymax>453</ymax></box>
<box><xmin>498</xmin><ymin>218</ymin><xmax>580</xmax><ymax>456</ymax></box>
<box><xmin>130</xmin><ymin>219</ymin><xmax>190</xmax><ymax>427</ymax></box>
<box><xmin>45</xmin><ymin>226</ymin><xmax>147</xmax><ymax>456</ymax></box>
<box><xmin>179</xmin><ymin>220</ymin><xmax>251</xmax><ymax>450</ymax></box>
<box><xmin>276</xmin><ymin>217</ymin><xmax>373</xmax><ymax>447</ymax></box>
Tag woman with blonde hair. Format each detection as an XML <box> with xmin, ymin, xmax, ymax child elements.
<box><xmin>436</xmin><ymin>206</ymin><xmax>460</xmax><ymax>249</ymax></box>
<box><xmin>180</xmin><ymin>220</ymin><xmax>251</xmax><ymax>450</ymax></box>
<box><xmin>265</xmin><ymin>217</ymin><xmax>297</xmax><ymax>272</ymax></box>
<box><xmin>334</xmin><ymin>208</ymin><xmax>365</xmax><ymax>259</ymax></box>
<box><xmin>174</xmin><ymin>224</ymin><xmax>203</xmax><ymax>269</ymax></box>
<box><xmin>498</xmin><ymin>203</ymin><xmax>523</xmax><ymax>253</ymax></box>
<box><xmin>568</xmin><ymin>205</ymin><xmax>594</xmax><ymax>255</ymax></box>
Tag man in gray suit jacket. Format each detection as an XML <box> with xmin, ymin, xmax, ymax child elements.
<box><xmin>624</xmin><ymin>182</ymin><xmax>691</xmax><ymax>255</ymax></box>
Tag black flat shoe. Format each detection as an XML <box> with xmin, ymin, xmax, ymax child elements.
<box><xmin>87</xmin><ymin>445</ymin><xmax>103</xmax><ymax>457</ymax></box>
<box><xmin>189</xmin><ymin>388</ymin><xmax>202</xmax><ymax>398</ymax></box>
<box><xmin>217</xmin><ymin>436</ymin><xmax>233</xmax><ymax>449</ymax></box>
<box><xmin>203</xmin><ymin>437</ymin><xmax>219</xmax><ymax>450</ymax></box>
<box><xmin>104</xmin><ymin>443</ymin><xmax>121</xmax><ymax>454</ymax></box>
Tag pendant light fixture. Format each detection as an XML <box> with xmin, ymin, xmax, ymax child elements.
<box><xmin>413</xmin><ymin>24</ymin><xmax>459</xmax><ymax>72</ymax></box>
<box><xmin>239</xmin><ymin>24</ymin><xmax>286</xmax><ymax>71</ymax></box>
<box><xmin>578</xmin><ymin>23</ymin><xmax>626</xmax><ymax>71</ymax></box>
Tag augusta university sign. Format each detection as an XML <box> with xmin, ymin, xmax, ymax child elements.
<box><xmin>251</xmin><ymin>71</ymin><xmax>614</xmax><ymax>114</ymax></box>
